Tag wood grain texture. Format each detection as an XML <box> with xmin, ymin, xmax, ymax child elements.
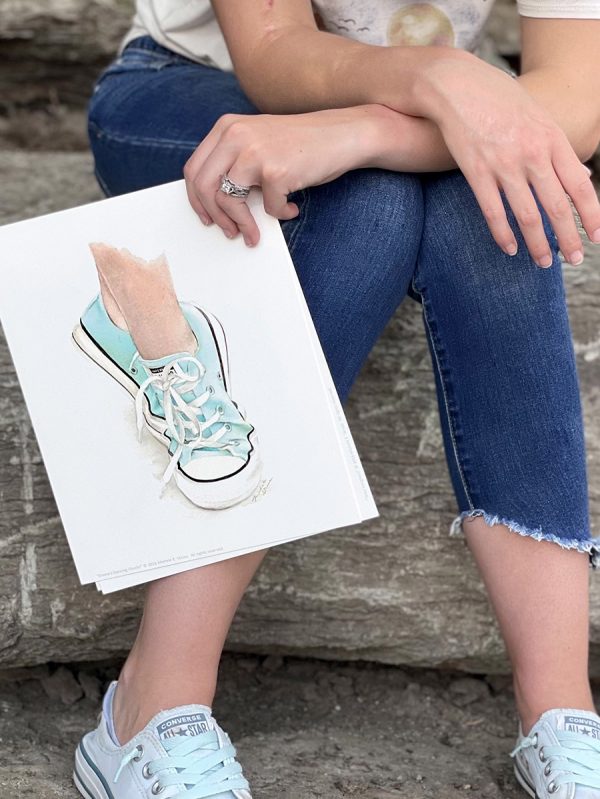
<box><xmin>1</xmin><ymin>150</ymin><xmax>599</xmax><ymax>672</ymax></box>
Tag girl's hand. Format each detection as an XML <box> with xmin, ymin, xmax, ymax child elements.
<box><xmin>184</xmin><ymin>108</ymin><xmax>378</xmax><ymax>246</ymax></box>
<box><xmin>419</xmin><ymin>56</ymin><xmax>600</xmax><ymax>267</ymax></box>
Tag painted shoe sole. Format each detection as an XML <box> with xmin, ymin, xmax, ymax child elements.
<box><xmin>72</xmin><ymin>304</ymin><xmax>262</xmax><ymax>509</ymax></box>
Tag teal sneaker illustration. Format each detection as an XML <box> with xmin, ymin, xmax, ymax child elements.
<box><xmin>74</xmin><ymin>680</ymin><xmax>253</xmax><ymax>799</ymax></box>
<box><xmin>72</xmin><ymin>294</ymin><xmax>262</xmax><ymax>509</ymax></box>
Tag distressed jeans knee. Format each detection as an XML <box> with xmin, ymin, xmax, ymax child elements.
<box><xmin>412</xmin><ymin>169</ymin><xmax>595</xmax><ymax>562</ymax></box>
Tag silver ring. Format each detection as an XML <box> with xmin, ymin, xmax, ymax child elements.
<box><xmin>219</xmin><ymin>173</ymin><xmax>250</xmax><ymax>199</ymax></box>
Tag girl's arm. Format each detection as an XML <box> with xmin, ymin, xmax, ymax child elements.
<box><xmin>518</xmin><ymin>18</ymin><xmax>600</xmax><ymax>161</ymax></box>
<box><xmin>361</xmin><ymin>17</ymin><xmax>600</xmax><ymax>174</ymax></box>
<box><xmin>192</xmin><ymin>3</ymin><xmax>600</xmax><ymax>263</ymax></box>
<box><xmin>210</xmin><ymin>0</ymin><xmax>469</xmax><ymax>116</ymax></box>
<box><xmin>363</xmin><ymin>18</ymin><xmax>600</xmax><ymax>263</ymax></box>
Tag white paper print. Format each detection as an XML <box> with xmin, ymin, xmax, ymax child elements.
<box><xmin>0</xmin><ymin>180</ymin><xmax>377</xmax><ymax>589</ymax></box>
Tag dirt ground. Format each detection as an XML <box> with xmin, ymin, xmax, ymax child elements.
<box><xmin>2</xmin><ymin>652</ymin><xmax>584</xmax><ymax>799</ymax></box>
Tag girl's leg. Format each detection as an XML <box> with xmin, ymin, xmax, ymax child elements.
<box><xmin>464</xmin><ymin>521</ymin><xmax>592</xmax><ymax>733</ymax></box>
<box><xmin>89</xmin><ymin>243</ymin><xmax>197</xmax><ymax>358</ymax></box>
<box><xmin>415</xmin><ymin>168</ymin><xmax>595</xmax><ymax>734</ymax></box>
<box><xmin>87</xmin><ymin>39</ymin><xmax>281</xmax><ymax>744</ymax></box>
<box><xmin>87</xmin><ymin>38</ymin><xmax>259</xmax><ymax>196</ymax></box>
<box><xmin>114</xmin><ymin>549</ymin><xmax>268</xmax><ymax>743</ymax></box>
<box><xmin>88</xmin><ymin>36</ymin><xmax>425</xmax><ymax>743</ymax></box>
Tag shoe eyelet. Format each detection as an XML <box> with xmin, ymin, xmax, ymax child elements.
<box><xmin>208</xmin><ymin>385</ymin><xmax>215</xmax><ymax>394</ymax></box>
<box><xmin>131</xmin><ymin>366</ymin><xmax>138</xmax><ymax>374</ymax></box>
<box><xmin>548</xmin><ymin>780</ymin><xmax>558</xmax><ymax>794</ymax></box>
<box><xmin>539</xmin><ymin>746</ymin><xmax>546</xmax><ymax>762</ymax></box>
<box><xmin>132</xmin><ymin>744</ymin><xmax>144</xmax><ymax>762</ymax></box>
<box><xmin>217</xmin><ymin>372</ymin><xmax>223</xmax><ymax>381</ymax></box>
<box><xmin>151</xmin><ymin>780</ymin><xmax>165</xmax><ymax>795</ymax></box>
<box><xmin>142</xmin><ymin>762</ymin><xmax>153</xmax><ymax>779</ymax></box>
<box><xmin>544</xmin><ymin>763</ymin><xmax>552</xmax><ymax>777</ymax></box>
<box><xmin>532</xmin><ymin>733</ymin><xmax>539</xmax><ymax>749</ymax></box>
<box><xmin>217</xmin><ymin>405</ymin><xmax>224</xmax><ymax>415</ymax></box>
<box><xmin>225</xmin><ymin>423</ymin><xmax>231</xmax><ymax>431</ymax></box>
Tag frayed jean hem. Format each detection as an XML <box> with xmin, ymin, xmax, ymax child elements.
<box><xmin>449</xmin><ymin>509</ymin><xmax>600</xmax><ymax>569</ymax></box>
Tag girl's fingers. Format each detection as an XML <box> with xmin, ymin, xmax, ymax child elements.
<box><xmin>213</xmin><ymin>158</ymin><xmax>261</xmax><ymax>245</ymax></box>
<box><xmin>184</xmin><ymin>114</ymin><xmax>240</xmax><ymax>179</ymax></box>
<box><xmin>261</xmin><ymin>180</ymin><xmax>299</xmax><ymax>220</ymax></box>
<box><xmin>528</xmin><ymin>165</ymin><xmax>583</xmax><ymax>265</ymax></box>
<box><xmin>214</xmin><ymin>191</ymin><xmax>260</xmax><ymax>246</ymax></box>
<box><xmin>462</xmin><ymin>167</ymin><xmax>518</xmax><ymax>255</ymax></box>
<box><xmin>183</xmin><ymin>115</ymin><xmax>242</xmax><ymax>225</ymax></box>
<box><xmin>500</xmin><ymin>175</ymin><xmax>552</xmax><ymax>267</ymax></box>
<box><xmin>190</xmin><ymin>150</ymin><xmax>245</xmax><ymax>239</ymax></box>
<box><xmin>553</xmin><ymin>147</ymin><xmax>600</xmax><ymax>246</ymax></box>
<box><xmin>184</xmin><ymin>181</ymin><xmax>213</xmax><ymax>226</ymax></box>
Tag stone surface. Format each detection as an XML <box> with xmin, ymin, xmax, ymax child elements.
<box><xmin>0</xmin><ymin>0</ymin><xmax>134</xmax><ymax>109</ymax></box>
<box><xmin>1</xmin><ymin>149</ymin><xmax>600</xmax><ymax>673</ymax></box>
<box><xmin>0</xmin><ymin>0</ymin><xmax>527</xmax><ymax>130</ymax></box>
<box><xmin>1</xmin><ymin>0</ymin><xmax>599</xmax><ymax>165</ymax></box>
<box><xmin>0</xmin><ymin>654</ymin><xmax>555</xmax><ymax>798</ymax></box>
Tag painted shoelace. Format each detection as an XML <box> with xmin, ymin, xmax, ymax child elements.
<box><xmin>511</xmin><ymin>729</ymin><xmax>600</xmax><ymax>792</ymax></box>
<box><xmin>114</xmin><ymin>728</ymin><xmax>249</xmax><ymax>798</ymax></box>
<box><xmin>130</xmin><ymin>353</ymin><xmax>236</xmax><ymax>488</ymax></box>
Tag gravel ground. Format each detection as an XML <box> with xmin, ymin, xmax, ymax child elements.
<box><xmin>1</xmin><ymin>653</ymin><xmax>580</xmax><ymax>799</ymax></box>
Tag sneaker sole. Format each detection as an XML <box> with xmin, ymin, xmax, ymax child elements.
<box><xmin>72</xmin><ymin>304</ymin><xmax>262</xmax><ymax>509</ymax></box>
<box><xmin>513</xmin><ymin>761</ymin><xmax>538</xmax><ymax>798</ymax></box>
<box><xmin>73</xmin><ymin>742</ymin><xmax>112</xmax><ymax>799</ymax></box>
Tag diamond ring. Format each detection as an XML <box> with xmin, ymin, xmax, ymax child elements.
<box><xmin>219</xmin><ymin>173</ymin><xmax>251</xmax><ymax>199</ymax></box>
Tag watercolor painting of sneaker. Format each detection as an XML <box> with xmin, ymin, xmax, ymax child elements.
<box><xmin>72</xmin><ymin>294</ymin><xmax>262</xmax><ymax>509</ymax></box>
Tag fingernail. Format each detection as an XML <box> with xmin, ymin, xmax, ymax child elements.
<box><xmin>505</xmin><ymin>242</ymin><xmax>518</xmax><ymax>256</ymax></box>
<box><xmin>225</xmin><ymin>230</ymin><xmax>235</xmax><ymax>239</ymax></box>
<box><xmin>592</xmin><ymin>228</ymin><xmax>600</xmax><ymax>244</ymax></box>
<box><xmin>569</xmin><ymin>249</ymin><xmax>584</xmax><ymax>266</ymax></box>
<box><xmin>245</xmin><ymin>238</ymin><xmax>255</xmax><ymax>247</ymax></box>
<box><xmin>537</xmin><ymin>254</ymin><xmax>553</xmax><ymax>268</ymax></box>
<box><xmin>584</xmin><ymin>165</ymin><xmax>593</xmax><ymax>176</ymax></box>
<box><xmin>199</xmin><ymin>214</ymin><xmax>209</xmax><ymax>225</ymax></box>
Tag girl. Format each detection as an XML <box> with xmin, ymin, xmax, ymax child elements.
<box><xmin>74</xmin><ymin>2</ymin><xmax>600</xmax><ymax>797</ymax></box>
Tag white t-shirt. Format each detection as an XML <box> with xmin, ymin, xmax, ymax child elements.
<box><xmin>122</xmin><ymin>0</ymin><xmax>600</xmax><ymax>72</ymax></box>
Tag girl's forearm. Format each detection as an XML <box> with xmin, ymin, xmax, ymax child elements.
<box><xmin>517</xmin><ymin>70</ymin><xmax>600</xmax><ymax>162</ymax></box>
<box><xmin>233</xmin><ymin>25</ymin><xmax>472</xmax><ymax>117</ymax></box>
<box><xmin>355</xmin><ymin>65</ymin><xmax>600</xmax><ymax>176</ymax></box>
<box><xmin>360</xmin><ymin>104</ymin><xmax>457</xmax><ymax>172</ymax></box>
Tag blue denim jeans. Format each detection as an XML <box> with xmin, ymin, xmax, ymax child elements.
<box><xmin>87</xmin><ymin>36</ymin><xmax>597</xmax><ymax>561</ymax></box>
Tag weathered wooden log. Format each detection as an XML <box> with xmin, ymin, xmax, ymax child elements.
<box><xmin>1</xmin><ymin>149</ymin><xmax>600</xmax><ymax>672</ymax></box>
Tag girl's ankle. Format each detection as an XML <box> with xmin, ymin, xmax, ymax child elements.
<box><xmin>513</xmin><ymin>674</ymin><xmax>596</xmax><ymax>735</ymax></box>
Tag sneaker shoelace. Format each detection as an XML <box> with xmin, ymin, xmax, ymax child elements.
<box><xmin>113</xmin><ymin>729</ymin><xmax>249</xmax><ymax>799</ymax></box>
<box><xmin>511</xmin><ymin>729</ymin><xmax>600</xmax><ymax>792</ymax></box>
<box><xmin>129</xmin><ymin>353</ymin><xmax>236</xmax><ymax>488</ymax></box>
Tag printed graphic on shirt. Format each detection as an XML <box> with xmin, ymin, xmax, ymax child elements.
<box><xmin>313</xmin><ymin>0</ymin><xmax>495</xmax><ymax>52</ymax></box>
<box><xmin>388</xmin><ymin>4</ymin><xmax>455</xmax><ymax>46</ymax></box>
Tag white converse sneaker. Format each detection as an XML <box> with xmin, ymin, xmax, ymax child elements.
<box><xmin>511</xmin><ymin>708</ymin><xmax>600</xmax><ymax>797</ymax></box>
<box><xmin>74</xmin><ymin>682</ymin><xmax>252</xmax><ymax>799</ymax></box>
